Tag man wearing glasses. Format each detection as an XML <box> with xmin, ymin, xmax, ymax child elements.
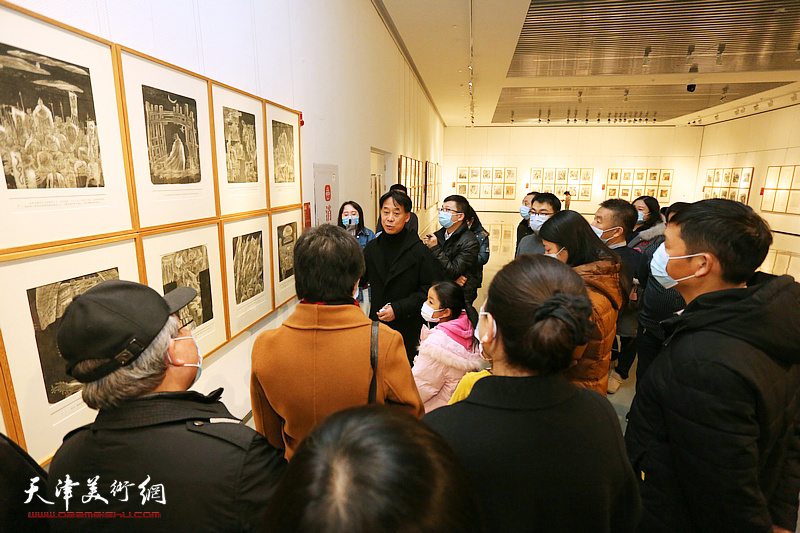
<box><xmin>45</xmin><ymin>280</ymin><xmax>285</xmax><ymax>532</ymax></box>
<box><xmin>516</xmin><ymin>192</ymin><xmax>562</xmax><ymax>257</ymax></box>
<box><xmin>425</xmin><ymin>195</ymin><xmax>480</xmax><ymax>309</ymax></box>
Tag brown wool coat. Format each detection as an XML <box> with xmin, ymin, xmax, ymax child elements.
<box><xmin>250</xmin><ymin>303</ymin><xmax>424</xmax><ymax>460</ymax></box>
<box><xmin>564</xmin><ymin>260</ymin><xmax>623</xmax><ymax>395</ymax></box>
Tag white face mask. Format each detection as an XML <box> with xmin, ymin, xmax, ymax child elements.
<box><xmin>591</xmin><ymin>224</ymin><xmax>621</xmax><ymax>243</ymax></box>
<box><xmin>650</xmin><ymin>242</ymin><xmax>704</xmax><ymax>289</ymax></box>
<box><xmin>475</xmin><ymin>307</ymin><xmax>497</xmax><ymax>361</ymax></box>
<box><xmin>353</xmin><ymin>283</ymin><xmax>360</xmax><ymax>300</ymax></box>
<box><xmin>421</xmin><ymin>302</ymin><xmax>443</xmax><ymax>323</ymax></box>
<box><xmin>544</xmin><ymin>247</ymin><xmax>565</xmax><ymax>260</ymax></box>
<box><xmin>529</xmin><ymin>214</ymin><xmax>549</xmax><ymax>233</ymax></box>
<box><xmin>169</xmin><ymin>336</ymin><xmax>202</xmax><ymax>386</ymax></box>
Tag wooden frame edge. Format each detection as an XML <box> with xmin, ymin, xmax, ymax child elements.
<box><xmin>112</xmin><ymin>43</ymin><xmax>142</xmax><ymax>232</ymax></box>
<box><xmin>0</xmin><ymin>328</ymin><xmax>26</xmax><ymax>449</ymax></box>
<box><xmin>217</xmin><ymin>221</ymin><xmax>232</xmax><ymax>340</ymax></box>
<box><xmin>263</xmin><ymin>100</ymin><xmax>272</xmax><ymax>210</ymax></box>
<box><xmin>207</xmin><ymin>80</ymin><xmax>223</xmax><ymax>218</ymax></box>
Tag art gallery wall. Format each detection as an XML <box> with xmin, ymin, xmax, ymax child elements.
<box><xmin>698</xmin><ymin>104</ymin><xmax>800</xmax><ymax>236</ymax></box>
<box><xmin>8</xmin><ymin>0</ymin><xmax>444</xmax><ymax>421</ymax></box>
<box><xmin>443</xmin><ymin>125</ymin><xmax>704</xmax><ymax>214</ymax></box>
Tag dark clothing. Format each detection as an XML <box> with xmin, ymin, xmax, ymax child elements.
<box><xmin>376</xmin><ymin>212</ymin><xmax>419</xmax><ymax>235</ymax></box>
<box><xmin>425</xmin><ymin>374</ymin><xmax>641</xmax><ymax>532</ymax></box>
<box><xmin>364</xmin><ymin>228</ymin><xmax>442</xmax><ymax>362</ymax></box>
<box><xmin>468</xmin><ymin>221</ymin><xmax>490</xmax><ymax>296</ymax></box>
<box><xmin>431</xmin><ymin>224</ymin><xmax>480</xmax><ymax>304</ymax></box>
<box><xmin>47</xmin><ymin>389</ymin><xmax>285</xmax><ymax>533</ymax></box>
<box><xmin>1</xmin><ymin>433</ymin><xmax>50</xmax><ymax>533</ymax></box>
<box><xmin>637</xmin><ymin>235</ymin><xmax>685</xmax><ymax>339</ymax></box>
<box><xmin>515</xmin><ymin>219</ymin><xmax>534</xmax><ymax>255</ymax></box>
<box><xmin>515</xmin><ymin>233</ymin><xmax>544</xmax><ymax>257</ymax></box>
<box><xmin>612</xmin><ymin>244</ymin><xmax>644</xmax><ymax>286</ymax></box>
<box><xmin>625</xmin><ymin>273</ymin><xmax>800</xmax><ymax>532</ymax></box>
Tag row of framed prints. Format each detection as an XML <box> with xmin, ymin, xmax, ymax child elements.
<box><xmin>760</xmin><ymin>165</ymin><xmax>800</xmax><ymax>214</ymax></box>
<box><xmin>703</xmin><ymin>167</ymin><xmax>754</xmax><ymax>189</ymax></box>
<box><xmin>608</xmin><ymin>169</ymin><xmax>672</xmax><ymax>187</ymax></box>
<box><xmin>530</xmin><ymin>168</ymin><xmax>593</xmax><ymax>185</ymax></box>
<box><xmin>702</xmin><ymin>187</ymin><xmax>751</xmax><ymax>204</ymax></box>
<box><xmin>605</xmin><ymin>185</ymin><xmax>672</xmax><ymax>203</ymax></box>
<box><xmin>457</xmin><ymin>167</ymin><xmax>518</xmax><ymax>184</ymax></box>
<box><xmin>0</xmin><ymin>4</ymin><xmax>302</xmax><ymax>253</ymax></box>
<box><xmin>398</xmin><ymin>156</ymin><xmax>441</xmax><ymax>211</ymax></box>
<box><xmin>458</xmin><ymin>182</ymin><xmax>517</xmax><ymax>199</ymax></box>
<box><xmin>0</xmin><ymin>208</ymin><xmax>303</xmax><ymax>463</ymax></box>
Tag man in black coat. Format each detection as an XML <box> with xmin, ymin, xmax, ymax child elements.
<box><xmin>45</xmin><ymin>280</ymin><xmax>285</xmax><ymax>532</ymax></box>
<box><xmin>625</xmin><ymin>199</ymin><xmax>800</xmax><ymax>532</ymax></box>
<box><xmin>515</xmin><ymin>190</ymin><xmax>536</xmax><ymax>255</ymax></box>
<box><xmin>364</xmin><ymin>190</ymin><xmax>442</xmax><ymax>363</ymax></box>
<box><xmin>424</xmin><ymin>195</ymin><xmax>479</xmax><ymax>306</ymax></box>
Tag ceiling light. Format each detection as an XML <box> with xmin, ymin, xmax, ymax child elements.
<box><xmin>623</xmin><ymin>89</ymin><xmax>629</xmax><ymax>102</ymax></box>
<box><xmin>643</xmin><ymin>46</ymin><xmax>652</xmax><ymax>67</ymax></box>
<box><xmin>510</xmin><ymin>110</ymin><xmax>515</xmax><ymax>124</ymax></box>
<box><xmin>468</xmin><ymin>64</ymin><xmax>473</xmax><ymax>70</ymax></box>
<box><xmin>686</xmin><ymin>44</ymin><xmax>695</xmax><ymax>64</ymax></box>
<box><xmin>716</xmin><ymin>44</ymin><xmax>725</xmax><ymax>65</ymax></box>
<box><xmin>714</xmin><ymin>114</ymin><xmax>719</xmax><ymax>120</ymax></box>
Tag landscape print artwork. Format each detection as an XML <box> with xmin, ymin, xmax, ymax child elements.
<box><xmin>27</xmin><ymin>268</ymin><xmax>119</xmax><ymax>404</ymax></box>
<box><xmin>277</xmin><ymin>221</ymin><xmax>296</xmax><ymax>282</ymax></box>
<box><xmin>142</xmin><ymin>85</ymin><xmax>201</xmax><ymax>184</ymax></box>
<box><xmin>0</xmin><ymin>41</ymin><xmax>103</xmax><ymax>189</ymax></box>
<box><xmin>232</xmin><ymin>230</ymin><xmax>264</xmax><ymax>304</ymax></box>
<box><xmin>223</xmin><ymin>106</ymin><xmax>258</xmax><ymax>183</ymax></box>
<box><xmin>272</xmin><ymin>120</ymin><xmax>295</xmax><ymax>183</ymax></box>
<box><xmin>161</xmin><ymin>244</ymin><xmax>213</xmax><ymax>326</ymax></box>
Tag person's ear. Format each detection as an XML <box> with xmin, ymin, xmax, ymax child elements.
<box><xmin>694</xmin><ymin>253</ymin><xmax>714</xmax><ymax>279</ymax></box>
<box><xmin>439</xmin><ymin>308</ymin><xmax>452</xmax><ymax>320</ymax></box>
<box><xmin>166</xmin><ymin>339</ymin><xmax>189</xmax><ymax>366</ymax></box>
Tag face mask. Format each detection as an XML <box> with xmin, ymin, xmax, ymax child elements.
<box><xmin>438</xmin><ymin>210</ymin><xmax>457</xmax><ymax>229</ymax></box>
<box><xmin>475</xmin><ymin>308</ymin><xmax>497</xmax><ymax>361</ymax></box>
<box><xmin>529</xmin><ymin>214</ymin><xmax>549</xmax><ymax>233</ymax></box>
<box><xmin>353</xmin><ymin>284</ymin><xmax>360</xmax><ymax>300</ymax></box>
<box><xmin>342</xmin><ymin>216</ymin><xmax>359</xmax><ymax>229</ymax></box>
<box><xmin>591</xmin><ymin>224</ymin><xmax>621</xmax><ymax>243</ymax></box>
<box><xmin>519</xmin><ymin>205</ymin><xmax>531</xmax><ymax>220</ymax></box>
<box><xmin>420</xmin><ymin>302</ymin><xmax>442</xmax><ymax>323</ymax></box>
<box><xmin>544</xmin><ymin>247</ymin><xmax>565</xmax><ymax>260</ymax></box>
<box><xmin>650</xmin><ymin>242</ymin><xmax>704</xmax><ymax>289</ymax></box>
<box><xmin>637</xmin><ymin>211</ymin><xmax>646</xmax><ymax>223</ymax></box>
<box><xmin>170</xmin><ymin>336</ymin><xmax>202</xmax><ymax>386</ymax></box>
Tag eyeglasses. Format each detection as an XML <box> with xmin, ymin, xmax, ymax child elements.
<box><xmin>181</xmin><ymin>317</ymin><xmax>196</xmax><ymax>332</ymax></box>
<box><xmin>440</xmin><ymin>207</ymin><xmax>462</xmax><ymax>214</ymax></box>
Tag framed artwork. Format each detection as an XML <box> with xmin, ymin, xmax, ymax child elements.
<box><xmin>619</xmin><ymin>187</ymin><xmax>631</xmax><ymax>200</ymax></box>
<box><xmin>0</xmin><ymin>239</ymin><xmax>139</xmax><ymax>462</ymax></box>
<box><xmin>266</xmin><ymin>103</ymin><xmax>302</xmax><ymax>208</ymax></box>
<box><xmin>581</xmin><ymin>169</ymin><xmax>593</xmax><ymax>183</ymax></box>
<box><xmin>543</xmin><ymin>169</ymin><xmax>555</xmax><ymax>184</ymax></box>
<box><xmin>503</xmin><ymin>184</ymin><xmax>516</xmax><ymax>200</ymax></box>
<box><xmin>658</xmin><ymin>187</ymin><xmax>671</xmax><ymax>202</ymax></box>
<box><xmin>719</xmin><ymin>189</ymin><xmax>730</xmax><ymax>200</ymax></box>
<box><xmin>765</xmin><ymin>167</ymin><xmax>780</xmax><ymax>189</ymax></box>
<box><xmin>492</xmin><ymin>184</ymin><xmax>504</xmax><ymax>199</ymax></box>
<box><xmin>222</xmin><ymin>215</ymin><xmax>274</xmax><ymax>336</ymax></box>
<box><xmin>457</xmin><ymin>167</ymin><xmax>468</xmax><ymax>182</ymax></box>
<box><xmin>761</xmin><ymin>189</ymin><xmax>776</xmax><ymax>211</ymax></box>
<box><xmin>793</xmin><ymin>166</ymin><xmax>800</xmax><ymax>189</ymax></box>
<box><xmin>713</xmin><ymin>169</ymin><xmax>723</xmax><ymax>185</ymax></box>
<box><xmin>660</xmin><ymin>170</ymin><xmax>673</xmax><ymax>185</ymax></box>
<box><xmin>722</xmin><ymin>169</ymin><xmax>732</xmax><ymax>187</ymax></box>
<box><xmin>741</xmin><ymin>168</ymin><xmax>753</xmax><ymax>187</ymax></box>
<box><xmin>632</xmin><ymin>187</ymin><xmax>644</xmax><ymax>198</ymax></box>
<box><xmin>541</xmin><ymin>185</ymin><xmax>554</xmax><ymax>194</ymax></box>
<box><xmin>502</xmin><ymin>228</ymin><xmax>513</xmax><ymax>243</ymax></box>
<box><xmin>481</xmin><ymin>168</ymin><xmax>492</xmax><ymax>183</ymax></box>
<box><xmin>778</xmin><ymin>166</ymin><xmax>795</xmax><ymax>189</ymax></box>
<box><xmin>606</xmin><ymin>186</ymin><xmax>618</xmax><ymax>199</ymax></box>
<box><xmin>621</xmin><ymin>170</ymin><xmax>633</xmax><ymax>184</ymax></box>
<box><xmin>271</xmin><ymin>208</ymin><xmax>302</xmax><ymax>305</ymax></box>
<box><xmin>579</xmin><ymin>185</ymin><xmax>592</xmax><ymax>201</ymax></box>
<box><xmin>555</xmin><ymin>185</ymin><xmax>567</xmax><ymax>197</ymax></box>
<box><xmin>403</xmin><ymin>157</ymin><xmax>410</xmax><ymax>188</ymax></box>
<box><xmin>710</xmin><ymin>187</ymin><xmax>720</xmax><ymax>199</ymax></box>
<box><xmin>645</xmin><ymin>187</ymin><xmax>657</xmax><ymax>198</ymax></box>
<box><xmin>556</xmin><ymin>169</ymin><xmax>568</xmax><ymax>183</ymax></box>
<box><xmin>121</xmin><ymin>51</ymin><xmax>216</xmax><ymax>228</ymax></box>
<box><xmin>468</xmin><ymin>183</ymin><xmax>480</xmax><ymax>198</ymax></box>
<box><xmin>505</xmin><ymin>168</ymin><xmax>517</xmax><ymax>183</ymax></box>
<box><xmin>530</xmin><ymin>168</ymin><xmax>542</xmax><ymax>185</ymax></box>
<box><xmin>567</xmin><ymin>168</ymin><xmax>580</xmax><ymax>183</ymax></box>
<box><xmin>469</xmin><ymin>168</ymin><xmax>480</xmax><ymax>182</ymax></box>
<box><xmin>735</xmin><ymin>189</ymin><xmax>749</xmax><ymax>204</ymax></box>
<box><xmin>787</xmin><ymin>190</ymin><xmax>800</xmax><ymax>215</ymax></box>
<box><xmin>492</xmin><ymin>168</ymin><xmax>504</xmax><ymax>183</ymax></box>
<box><xmin>648</xmin><ymin>170</ymin><xmax>662</xmax><ymax>185</ymax></box>
<box><xmin>0</xmin><ymin>7</ymin><xmax>131</xmax><ymax>250</ymax></box>
<box><xmin>702</xmin><ymin>188</ymin><xmax>712</xmax><ymax>200</ymax></box>
<box><xmin>480</xmin><ymin>183</ymin><xmax>492</xmax><ymax>198</ymax></box>
<box><xmin>774</xmin><ymin>190</ymin><xmax>790</xmax><ymax>213</ymax></box>
<box><xmin>568</xmin><ymin>186</ymin><xmax>578</xmax><ymax>197</ymax></box>
<box><xmin>457</xmin><ymin>183</ymin><xmax>468</xmax><ymax>196</ymax></box>
<box><xmin>705</xmin><ymin>169</ymin><xmax>714</xmax><ymax>186</ymax></box>
<box><xmin>142</xmin><ymin>224</ymin><xmax>226</xmax><ymax>355</ymax></box>
<box><xmin>607</xmin><ymin>169</ymin><xmax>620</xmax><ymax>184</ymax></box>
<box><xmin>398</xmin><ymin>157</ymin><xmax>406</xmax><ymax>185</ymax></box>
<box><xmin>211</xmin><ymin>84</ymin><xmax>267</xmax><ymax>215</ymax></box>
<box><xmin>731</xmin><ymin>168</ymin><xmax>742</xmax><ymax>187</ymax></box>
<box><xmin>634</xmin><ymin>170</ymin><xmax>646</xmax><ymax>185</ymax></box>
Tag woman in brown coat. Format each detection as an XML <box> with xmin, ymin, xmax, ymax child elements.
<box><xmin>251</xmin><ymin>225</ymin><xmax>424</xmax><ymax>460</ymax></box>
<box><xmin>540</xmin><ymin>210</ymin><xmax>626</xmax><ymax>395</ymax></box>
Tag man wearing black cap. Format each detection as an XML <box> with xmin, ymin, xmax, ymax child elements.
<box><xmin>45</xmin><ymin>280</ymin><xmax>285</xmax><ymax>532</ymax></box>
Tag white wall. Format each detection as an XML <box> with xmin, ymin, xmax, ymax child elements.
<box><xmin>699</xmin><ymin>104</ymin><xmax>800</xmax><ymax>236</ymax></box>
<box><xmin>444</xmin><ymin>125</ymin><xmax>703</xmax><ymax>214</ymax></box>
<box><xmin>8</xmin><ymin>0</ymin><xmax>444</xmax><ymax>422</ymax></box>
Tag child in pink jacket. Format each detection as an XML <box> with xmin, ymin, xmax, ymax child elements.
<box><xmin>413</xmin><ymin>281</ymin><xmax>484</xmax><ymax>412</ymax></box>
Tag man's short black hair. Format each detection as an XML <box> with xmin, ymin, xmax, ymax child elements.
<box><xmin>442</xmin><ymin>194</ymin><xmax>470</xmax><ymax>215</ymax></box>
<box><xmin>389</xmin><ymin>183</ymin><xmax>408</xmax><ymax>194</ymax></box>
<box><xmin>599</xmin><ymin>199</ymin><xmax>638</xmax><ymax>237</ymax></box>
<box><xmin>669</xmin><ymin>199</ymin><xmax>772</xmax><ymax>284</ymax></box>
<box><xmin>294</xmin><ymin>224</ymin><xmax>366</xmax><ymax>302</ymax></box>
<box><xmin>532</xmin><ymin>192</ymin><xmax>561</xmax><ymax>212</ymax></box>
<box><xmin>380</xmin><ymin>189</ymin><xmax>412</xmax><ymax>213</ymax></box>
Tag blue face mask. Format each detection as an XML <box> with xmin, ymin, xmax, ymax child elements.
<box><xmin>519</xmin><ymin>205</ymin><xmax>531</xmax><ymax>220</ymax></box>
<box><xmin>342</xmin><ymin>216</ymin><xmax>359</xmax><ymax>228</ymax></box>
<box><xmin>637</xmin><ymin>211</ymin><xmax>646</xmax><ymax>223</ymax></box>
<box><xmin>650</xmin><ymin>242</ymin><xmax>703</xmax><ymax>289</ymax></box>
<box><xmin>438</xmin><ymin>210</ymin><xmax>457</xmax><ymax>229</ymax></box>
<box><xmin>529</xmin><ymin>214</ymin><xmax>549</xmax><ymax>233</ymax></box>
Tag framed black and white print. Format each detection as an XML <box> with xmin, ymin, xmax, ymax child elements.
<box><xmin>271</xmin><ymin>208</ymin><xmax>302</xmax><ymax>306</ymax></box>
<box><xmin>0</xmin><ymin>6</ymin><xmax>131</xmax><ymax>250</ymax></box>
<box><xmin>266</xmin><ymin>104</ymin><xmax>302</xmax><ymax>208</ymax></box>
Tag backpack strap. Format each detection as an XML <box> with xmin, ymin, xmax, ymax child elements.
<box><xmin>368</xmin><ymin>321</ymin><xmax>379</xmax><ymax>403</ymax></box>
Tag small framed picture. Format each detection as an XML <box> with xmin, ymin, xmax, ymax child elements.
<box><xmin>556</xmin><ymin>169</ymin><xmax>568</xmax><ymax>182</ymax></box>
<box><xmin>658</xmin><ymin>187</ymin><xmax>671</xmax><ymax>202</ymax></box>
<box><xmin>761</xmin><ymin>189</ymin><xmax>776</xmax><ymax>211</ymax></box>
<box><xmin>741</xmin><ymin>167</ymin><xmax>753</xmax><ymax>186</ymax></box>
<box><xmin>481</xmin><ymin>168</ymin><xmax>493</xmax><ymax>183</ymax></box>
<box><xmin>457</xmin><ymin>167</ymin><xmax>469</xmax><ymax>182</ymax></box>
<box><xmin>492</xmin><ymin>184</ymin><xmax>504</xmax><ymax>199</ymax></box>
<box><xmin>468</xmin><ymin>183</ymin><xmax>480</xmax><ymax>198</ymax></box>
<box><xmin>568</xmin><ymin>186</ymin><xmax>578</xmax><ymax>197</ymax></box>
<box><xmin>787</xmin><ymin>190</ymin><xmax>800</xmax><ymax>214</ymax></box>
<box><xmin>633</xmin><ymin>187</ymin><xmax>644</xmax><ymax>198</ymax></box>
<box><xmin>621</xmin><ymin>170</ymin><xmax>633</xmax><ymax>184</ymax></box>
<box><xmin>722</xmin><ymin>169</ymin><xmax>732</xmax><ymax>186</ymax></box>
<box><xmin>634</xmin><ymin>170</ymin><xmax>646</xmax><ymax>185</ymax></box>
<box><xmin>505</xmin><ymin>168</ymin><xmax>517</xmax><ymax>183</ymax></box>
<box><xmin>620</xmin><ymin>187</ymin><xmax>632</xmax><ymax>200</ymax></box>
<box><xmin>530</xmin><ymin>168</ymin><xmax>543</xmax><ymax>184</ymax></box>
<box><xmin>568</xmin><ymin>168</ymin><xmax>580</xmax><ymax>183</ymax></box>
<box><xmin>271</xmin><ymin>208</ymin><xmax>303</xmax><ymax>306</ymax></box>
<box><xmin>731</xmin><ymin>168</ymin><xmax>742</xmax><ymax>186</ymax></box>
<box><xmin>579</xmin><ymin>186</ymin><xmax>591</xmax><ymax>201</ymax></box>
<box><xmin>543</xmin><ymin>169</ymin><xmax>556</xmax><ymax>184</ymax></box>
<box><xmin>645</xmin><ymin>187</ymin><xmax>657</xmax><ymax>198</ymax></box>
<box><xmin>778</xmin><ymin>166</ymin><xmax>795</xmax><ymax>189</ymax></box>
<box><xmin>703</xmin><ymin>188</ymin><xmax>712</xmax><ymax>200</ymax></box>
<box><xmin>792</xmin><ymin>166</ymin><xmax>800</xmax><ymax>190</ymax></box>
<box><xmin>493</xmin><ymin>168</ymin><xmax>505</xmax><ymax>183</ymax></box>
<box><xmin>647</xmin><ymin>170</ymin><xmax>661</xmax><ymax>185</ymax></box>
<box><xmin>607</xmin><ymin>169</ymin><xmax>620</xmax><ymax>184</ymax></box>
<box><xmin>774</xmin><ymin>190</ymin><xmax>790</xmax><ymax>213</ymax></box>
<box><xmin>581</xmin><ymin>169</ymin><xmax>593</xmax><ymax>183</ymax></box>
<box><xmin>469</xmin><ymin>167</ymin><xmax>480</xmax><ymax>182</ymax></box>
<box><xmin>720</xmin><ymin>189</ymin><xmax>729</xmax><ymax>200</ymax></box>
<box><xmin>555</xmin><ymin>185</ymin><xmax>567</xmax><ymax>197</ymax></box>
<box><xmin>480</xmin><ymin>183</ymin><xmax>492</xmax><ymax>198</ymax></box>
<box><xmin>660</xmin><ymin>170</ymin><xmax>672</xmax><ymax>185</ymax></box>
<box><xmin>457</xmin><ymin>183</ymin><xmax>468</xmax><ymax>196</ymax></box>
<box><xmin>606</xmin><ymin>186</ymin><xmax>618</xmax><ymax>199</ymax></box>
<box><xmin>705</xmin><ymin>169</ymin><xmax>714</xmax><ymax>186</ymax></box>
<box><xmin>503</xmin><ymin>184</ymin><xmax>516</xmax><ymax>199</ymax></box>
<box><xmin>541</xmin><ymin>185</ymin><xmax>554</xmax><ymax>194</ymax></box>
<box><xmin>714</xmin><ymin>169</ymin><xmax>723</xmax><ymax>184</ymax></box>
<box><xmin>737</xmin><ymin>189</ymin><xmax>750</xmax><ymax>205</ymax></box>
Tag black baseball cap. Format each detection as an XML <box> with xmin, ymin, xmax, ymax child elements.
<box><xmin>57</xmin><ymin>280</ymin><xmax>197</xmax><ymax>383</ymax></box>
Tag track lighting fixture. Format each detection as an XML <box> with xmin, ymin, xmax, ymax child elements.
<box><xmin>716</xmin><ymin>44</ymin><xmax>725</xmax><ymax>65</ymax></box>
<box><xmin>577</xmin><ymin>90</ymin><xmax>583</xmax><ymax>104</ymax></box>
<box><xmin>686</xmin><ymin>44</ymin><xmax>695</xmax><ymax>65</ymax></box>
<box><xmin>623</xmin><ymin>89</ymin><xmax>629</xmax><ymax>102</ymax></box>
<box><xmin>643</xmin><ymin>46</ymin><xmax>651</xmax><ymax>67</ymax></box>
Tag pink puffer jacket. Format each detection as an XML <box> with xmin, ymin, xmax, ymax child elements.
<box><xmin>413</xmin><ymin>312</ymin><xmax>484</xmax><ymax>412</ymax></box>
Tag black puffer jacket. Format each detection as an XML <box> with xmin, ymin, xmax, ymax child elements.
<box><xmin>625</xmin><ymin>273</ymin><xmax>800</xmax><ymax>532</ymax></box>
<box><xmin>431</xmin><ymin>224</ymin><xmax>479</xmax><ymax>303</ymax></box>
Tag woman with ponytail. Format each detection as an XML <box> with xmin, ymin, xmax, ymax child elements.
<box><xmin>424</xmin><ymin>255</ymin><xmax>640</xmax><ymax>532</ymax></box>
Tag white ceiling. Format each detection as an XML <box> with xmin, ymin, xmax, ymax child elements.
<box><xmin>378</xmin><ymin>0</ymin><xmax>800</xmax><ymax>127</ymax></box>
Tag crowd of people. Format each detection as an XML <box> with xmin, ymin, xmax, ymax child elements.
<box><xmin>2</xmin><ymin>185</ymin><xmax>799</xmax><ymax>533</ymax></box>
